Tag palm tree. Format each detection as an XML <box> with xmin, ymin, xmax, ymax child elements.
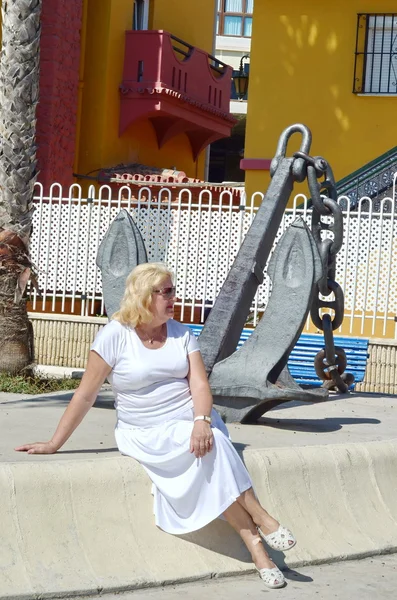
<box><xmin>0</xmin><ymin>0</ymin><xmax>42</xmax><ymax>373</ymax></box>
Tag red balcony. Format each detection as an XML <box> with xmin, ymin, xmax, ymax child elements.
<box><xmin>119</xmin><ymin>30</ymin><xmax>237</xmax><ymax>160</ymax></box>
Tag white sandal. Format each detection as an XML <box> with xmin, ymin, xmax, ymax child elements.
<box><xmin>252</xmin><ymin>536</ymin><xmax>286</xmax><ymax>589</ymax></box>
<box><xmin>256</xmin><ymin>565</ymin><xmax>286</xmax><ymax>589</ymax></box>
<box><xmin>257</xmin><ymin>524</ymin><xmax>296</xmax><ymax>552</ymax></box>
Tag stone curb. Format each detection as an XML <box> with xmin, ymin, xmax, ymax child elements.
<box><xmin>1</xmin><ymin>439</ymin><xmax>397</xmax><ymax>599</ymax></box>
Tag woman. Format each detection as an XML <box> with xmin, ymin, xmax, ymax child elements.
<box><xmin>16</xmin><ymin>263</ymin><xmax>296</xmax><ymax>589</ymax></box>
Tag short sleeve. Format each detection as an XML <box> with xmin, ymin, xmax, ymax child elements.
<box><xmin>186</xmin><ymin>328</ymin><xmax>200</xmax><ymax>355</ymax></box>
<box><xmin>91</xmin><ymin>321</ymin><xmax>123</xmax><ymax>368</ymax></box>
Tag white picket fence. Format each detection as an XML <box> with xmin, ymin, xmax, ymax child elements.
<box><xmin>28</xmin><ymin>178</ymin><xmax>397</xmax><ymax>338</ymax></box>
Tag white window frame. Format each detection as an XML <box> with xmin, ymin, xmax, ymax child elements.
<box><xmin>217</xmin><ymin>0</ymin><xmax>254</xmax><ymax>38</ymax></box>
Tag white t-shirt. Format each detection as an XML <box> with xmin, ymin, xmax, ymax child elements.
<box><xmin>91</xmin><ymin>319</ymin><xmax>200</xmax><ymax>427</ymax></box>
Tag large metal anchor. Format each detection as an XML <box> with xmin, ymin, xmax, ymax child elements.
<box><xmin>198</xmin><ymin>124</ymin><xmax>341</xmax><ymax>422</ymax></box>
<box><xmin>97</xmin><ymin>124</ymin><xmax>352</xmax><ymax>423</ymax></box>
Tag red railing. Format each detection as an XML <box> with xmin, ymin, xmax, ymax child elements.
<box><xmin>121</xmin><ymin>30</ymin><xmax>233</xmax><ymax>115</ymax></box>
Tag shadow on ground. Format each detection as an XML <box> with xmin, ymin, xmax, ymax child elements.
<box><xmin>57</xmin><ymin>447</ymin><xmax>119</xmax><ymax>455</ymax></box>
<box><xmin>178</xmin><ymin>519</ymin><xmax>252</xmax><ymax>564</ymax></box>
<box><xmin>269</xmin><ymin>391</ymin><xmax>392</xmax><ymax>412</ymax></box>
<box><xmin>0</xmin><ymin>391</ymin><xmax>115</xmax><ymax>408</ymax></box>
<box><xmin>178</xmin><ymin>524</ymin><xmax>313</xmax><ymax>583</ymax></box>
<box><xmin>258</xmin><ymin>416</ymin><xmax>381</xmax><ymax>433</ymax></box>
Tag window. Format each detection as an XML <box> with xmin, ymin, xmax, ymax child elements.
<box><xmin>217</xmin><ymin>0</ymin><xmax>253</xmax><ymax>38</ymax></box>
<box><xmin>133</xmin><ymin>0</ymin><xmax>149</xmax><ymax>31</ymax></box>
<box><xmin>353</xmin><ymin>13</ymin><xmax>397</xmax><ymax>94</ymax></box>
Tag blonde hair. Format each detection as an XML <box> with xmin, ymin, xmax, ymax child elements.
<box><xmin>112</xmin><ymin>262</ymin><xmax>174</xmax><ymax>327</ymax></box>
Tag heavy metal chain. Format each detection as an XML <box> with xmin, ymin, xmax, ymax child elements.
<box><xmin>294</xmin><ymin>151</ymin><xmax>354</xmax><ymax>393</ymax></box>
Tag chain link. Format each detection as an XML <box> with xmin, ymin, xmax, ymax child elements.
<box><xmin>293</xmin><ymin>153</ymin><xmax>354</xmax><ymax>393</ymax></box>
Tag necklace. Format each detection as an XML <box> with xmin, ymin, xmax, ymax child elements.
<box><xmin>137</xmin><ymin>324</ymin><xmax>166</xmax><ymax>345</ymax></box>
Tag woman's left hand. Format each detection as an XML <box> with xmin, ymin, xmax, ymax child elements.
<box><xmin>190</xmin><ymin>421</ymin><xmax>214</xmax><ymax>458</ymax></box>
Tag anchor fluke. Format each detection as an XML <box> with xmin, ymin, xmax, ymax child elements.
<box><xmin>209</xmin><ymin>218</ymin><xmax>327</xmax><ymax>423</ymax></box>
<box><xmin>96</xmin><ymin>209</ymin><xmax>148</xmax><ymax>318</ymax></box>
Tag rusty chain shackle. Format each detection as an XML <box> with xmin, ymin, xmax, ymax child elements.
<box><xmin>295</xmin><ymin>151</ymin><xmax>353</xmax><ymax>393</ymax></box>
<box><xmin>269</xmin><ymin>125</ymin><xmax>353</xmax><ymax>393</ymax></box>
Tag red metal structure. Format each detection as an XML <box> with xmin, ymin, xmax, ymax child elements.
<box><xmin>119</xmin><ymin>30</ymin><xmax>236</xmax><ymax>160</ymax></box>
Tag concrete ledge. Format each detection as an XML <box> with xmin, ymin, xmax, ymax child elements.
<box><xmin>1</xmin><ymin>438</ymin><xmax>397</xmax><ymax>599</ymax></box>
<box><xmin>29</xmin><ymin>313</ymin><xmax>106</xmax><ymax>369</ymax></box>
<box><xmin>356</xmin><ymin>340</ymin><xmax>397</xmax><ymax>395</ymax></box>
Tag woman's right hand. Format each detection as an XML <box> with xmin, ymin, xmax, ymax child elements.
<box><xmin>15</xmin><ymin>441</ymin><xmax>58</xmax><ymax>455</ymax></box>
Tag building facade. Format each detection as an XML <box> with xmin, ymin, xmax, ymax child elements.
<box><xmin>2</xmin><ymin>0</ymin><xmax>237</xmax><ymax>190</ymax></box>
<box><xmin>244</xmin><ymin>2</ymin><xmax>397</xmax><ymax>198</ymax></box>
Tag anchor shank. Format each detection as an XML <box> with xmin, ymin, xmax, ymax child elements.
<box><xmin>199</xmin><ymin>157</ymin><xmax>294</xmax><ymax>373</ymax></box>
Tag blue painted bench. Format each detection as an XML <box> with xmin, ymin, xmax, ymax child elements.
<box><xmin>185</xmin><ymin>324</ymin><xmax>369</xmax><ymax>389</ymax></box>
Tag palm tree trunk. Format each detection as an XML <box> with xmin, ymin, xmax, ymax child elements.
<box><xmin>0</xmin><ymin>0</ymin><xmax>42</xmax><ymax>373</ymax></box>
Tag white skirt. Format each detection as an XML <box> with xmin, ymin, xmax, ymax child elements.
<box><xmin>115</xmin><ymin>407</ymin><xmax>253</xmax><ymax>534</ymax></box>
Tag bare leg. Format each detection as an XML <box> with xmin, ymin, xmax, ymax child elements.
<box><xmin>236</xmin><ymin>487</ymin><xmax>281</xmax><ymax>535</ymax></box>
<box><xmin>223</xmin><ymin>499</ymin><xmax>276</xmax><ymax>571</ymax></box>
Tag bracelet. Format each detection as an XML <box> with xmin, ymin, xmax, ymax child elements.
<box><xmin>194</xmin><ymin>415</ymin><xmax>212</xmax><ymax>424</ymax></box>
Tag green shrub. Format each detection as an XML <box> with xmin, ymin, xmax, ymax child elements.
<box><xmin>0</xmin><ymin>373</ymin><xmax>79</xmax><ymax>395</ymax></box>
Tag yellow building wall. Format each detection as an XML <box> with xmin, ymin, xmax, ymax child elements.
<box><xmin>245</xmin><ymin>0</ymin><xmax>397</xmax><ymax>199</ymax></box>
<box><xmin>245</xmin><ymin>1</ymin><xmax>397</xmax><ymax>339</ymax></box>
<box><xmin>150</xmin><ymin>0</ymin><xmax>215</xmax><ymax>53</ymax></box>
<box><xmin>77</xmin><ymin>0</ymin><xmax>216</xmax><ymax>183</ymax></box>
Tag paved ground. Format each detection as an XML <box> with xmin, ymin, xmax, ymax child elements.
<box><xmin>2</xmin><ymin>389</ymin><xmax>397</xmax><ymax>599</ymax></box>
<box><xmin>70</xmin><ymin>555</ymin><xmax>397</xmax><ymax>599</ymax></box>
<box><xmin>1</xmin><ymin>388</ymin><xmax>396</xmax><ymax>462</ymax></box>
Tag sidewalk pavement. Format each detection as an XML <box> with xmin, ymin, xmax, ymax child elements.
<box><xmin>2</xmin><ymin>388</ymin><xmax>397</xmax><ymax>461</ymax></box>
<box><xmin>1</xmin><ymin>388</ymin><xmax>397</xmax><ymax>599</ymax></box>
<box><xmin>71</xmin><ymin>555</ymin><xmax>397</xmax><ymax>600</ymax></box>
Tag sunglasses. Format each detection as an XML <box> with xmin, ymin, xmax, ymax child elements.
<box><xmin>152</xmin><ymin>286</ymin><xmax>176</xmax><ymax>299</ymax></box>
